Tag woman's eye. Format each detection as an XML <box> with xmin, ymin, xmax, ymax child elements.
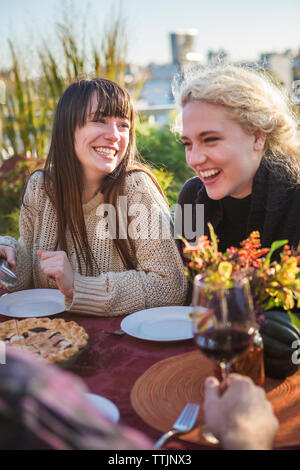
<box><xmin>180</xmin><ymin>141</ymin><xmax>191</xmax><ymax>147</ymax></box>
<box><xmin>204</xmin><ymin>137</ymin><xmax>219</xmax><ymax>143</ymax></box>
<box><xmin>92</xmin><ymin>118</ymin><xmax>106</xmax><ymax>124</ymax></box>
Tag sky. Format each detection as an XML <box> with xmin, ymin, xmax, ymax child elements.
<box><xmin>0</xmin><ymin>0</ymin><xmax>300</xmax><ymax>68</ymax></box>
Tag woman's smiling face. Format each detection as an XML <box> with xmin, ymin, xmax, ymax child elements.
<box><xmin>181</xmin><ymin>100</ymin><xmax>265</xmax><ymax>200</ymax></box>
<box><xmin>74</xmin><ymin>93</ymin><xmax>130</xmax><ymax>187</ymax></box>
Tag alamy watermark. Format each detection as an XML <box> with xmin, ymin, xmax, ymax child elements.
<box><xmin>95</xmin><ymin>200</ymin><xmax>204</xmax><ymax>241</ymax></box>
<box><xmin>292</xmin><ymin>339</ymin><xmax>300</xmax><ymax>365</ymax></box>
<box><xmin>0</xmin><ymin>341</ymin><xmax>6</xmax><ymax>365</ymax></box>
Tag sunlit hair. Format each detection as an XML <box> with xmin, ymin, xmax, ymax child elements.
<box><xmin>174</xmin><ymin>64</ymin><xmax>300</xmax><ymax>182</ymax></box>
<box><xmin>26</xmin><ymin>78</ymin><xmax>166</xmax><ymax>274</ymax></box>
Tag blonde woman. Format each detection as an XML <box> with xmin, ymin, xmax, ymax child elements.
<box><xmin>0</xmin><ymin>78</ymin><xmax>187</xmax><ymax>316</ymax></box>
<box><xmin>176</xmin><ymin>65</ymin><xmax>300</xmax><ymax>251</ymax></box>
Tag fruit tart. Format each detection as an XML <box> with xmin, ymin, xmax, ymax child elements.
<box><xmin>0</xmin><ymin>317</ymin><xmax>88</xmax><ymax>364</ymax></box>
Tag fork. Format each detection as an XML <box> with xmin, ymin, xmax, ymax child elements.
<box><xmin>153</xmin><ymin>403</ymin><xmax>200</xmax><ymax>450</ymax></box>
<box><xmin>103</xmin><ymin>328</ymin><xmax>126</xmax><ymax>336</ymax></box>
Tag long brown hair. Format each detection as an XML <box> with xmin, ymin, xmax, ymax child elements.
<box><xmin>40</xmin><ymin>78</ymin><xmax>166</xmax><ymax>274</ymax></box>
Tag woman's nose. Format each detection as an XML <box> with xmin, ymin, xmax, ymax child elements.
<box><xmin>103</xmin><ymin>123</ymin><xmax>120</xmax><ymax>142</ymax></box>
<box><xmin>187</xmin><ymin>148</ymin><xmax>208</xmax><ymax>168</ymax></box>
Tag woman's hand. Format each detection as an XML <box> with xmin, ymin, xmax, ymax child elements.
<box><xmin>37</xmin><ymin>250</ymin><xmax>74</xmax><ymax>297</ymax></box>
<box><xmin>0</xmin><ymin>245</ymin><xmax>16</xmax><ymax>269</ymax></box>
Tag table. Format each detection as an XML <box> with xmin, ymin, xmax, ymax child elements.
<box><xmin>61</xmin><ymin>312</ymin><xmax>205</xmax><ymax>450</ymax></box>
<box><xmin>0</xmin><ymin>288</ymin><xmax>205</xmax><ymax>450</ymax></box>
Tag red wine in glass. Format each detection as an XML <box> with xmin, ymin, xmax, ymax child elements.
<box><xmin>195</xmin><ymin>328</ymin><xmax>253</xmax><ymax>363</ymax></box>
<box><xmin>191</xmin><ymin>274</ymin><xmax>256</xmax><ymax>445</ymax></box>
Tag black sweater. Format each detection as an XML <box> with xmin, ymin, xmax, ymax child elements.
<box><xmin>176</xmin><ymin>159</ymin><xmax>300</xmax><ymax>251</ymax></box>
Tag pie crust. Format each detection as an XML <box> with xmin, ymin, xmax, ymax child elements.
<box><xmin>0</xmin><ymin>317</ymin><xmax>88</xmax><ymax>363</ymax></box>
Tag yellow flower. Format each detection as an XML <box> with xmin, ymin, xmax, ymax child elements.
<box><xmin>283</xmin><ymin>291</ymin><xmax>295</xmax><ymax>310</ymax></box>
<box><xmin>266</xmin><ymin>288</ymin><xmax>278</xmax><ymax>297</ymax></box>
<box><xmin>218</xmin><ymin>262</ymin><xmax>232</xmax><ymax>279</ymax></box>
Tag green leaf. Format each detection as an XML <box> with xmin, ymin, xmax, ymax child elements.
<box><xmin>264</xmin><ymin>240</ymin><xmax>288</xmax><ymax>267</ymax></box>
<box><xmin>288</xmin><ymin>311</ymin><xmax>300</xmax><ymax>330</ymax></box>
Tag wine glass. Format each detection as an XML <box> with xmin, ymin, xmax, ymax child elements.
<box><xmin>190</xmin><ymin>273</ymin><xmax>256</xmax><ymax>443</ymax></box>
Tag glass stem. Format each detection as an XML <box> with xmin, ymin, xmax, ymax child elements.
<box><xmin>219</xmin><ymin>360</ymin><xmax>231</xmax><ymax>382</ymax></box>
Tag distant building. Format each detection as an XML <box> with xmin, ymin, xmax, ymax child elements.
<box><xmin>293</xmin><ymin>50</ymin><xmax>300</xmax><ymax>80</ymax></box>
<box><xmin>135</xmin><ymin>31</ymin><xmax>300</xmax><ymax>124</ymax></box>
<box><xmin>207</xmin><ymin>49</ymin><xmax>229</xmax><ymax>64</ymax></box>
<box><xmin>259</xmin><ymin>52</ymin><xmax>294</xmax><ymax>91</ymax></box>
<box><xmin>136</xmin><ymin>63</ymin><xmax>178</xmax><ymax>125</ymax></box>
<box><xmin>136</xmin><ymin>30</ymin><xmax>198</xmax><ymax>120</ymax></box>
<box><xmin>170</xmin><ymin>30</ymin><xmax>198</xmax><ymax>69</ymax></box>
<box><xmin>138</xmin><ymin>63</ymin><xmax>178</xmax><ymax>107</ymax></box>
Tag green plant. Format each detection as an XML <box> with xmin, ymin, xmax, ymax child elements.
<box><xmin>0</xmin><ymin>8</ymin><xmax>150</xmax><ymax>236</ymax></box>
<box><xmin>0</xmin><ymin>9</ymin><xmax>143</xmax><ymax>162</ymax></box>
<box><xmin>0</xmin><ymin>157</ymin><xmax>42</xmax><ymax>236</ymax></box>
<box><xmin>0</xmin><ymin>8</ymin><xmax>193</xmax><ymax>234</ymax></box>
<box><xmin>136</xmin><ymin>122</ymin><xmax>194</xmax><ymax>205</ymax></box>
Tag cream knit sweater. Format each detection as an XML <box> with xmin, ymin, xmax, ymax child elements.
<box><xmin>0</xmin><ymin>170</ymin><xmax>188</xmax><ymax>316</ymax></box>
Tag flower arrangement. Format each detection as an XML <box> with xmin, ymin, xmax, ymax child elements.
<box><xmin>183</xmin><ymin>223</ymin><xmax>300</xmax><ymax>314</ymax></box>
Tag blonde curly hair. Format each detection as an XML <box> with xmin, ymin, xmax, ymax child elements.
<box><xmin>176</xmin><ymin>64</ymin><xmax>300</xmax><ymax>183</ymax></box>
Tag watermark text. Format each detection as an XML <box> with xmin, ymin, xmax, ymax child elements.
<box><xmin>95</xmin><ymin>201</ymin><xmax>204</xmax><ymax>241</ymax></box>
<box><xmin>0</xmin><ymin>341</ymin><xmax>6</xmax><ymax>365</ymax></box>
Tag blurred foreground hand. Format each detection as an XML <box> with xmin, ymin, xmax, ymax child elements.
<box><xmin>204</xmin><ymin>374</ymin><xmax>279</xmax><ymax>450</ymax></box>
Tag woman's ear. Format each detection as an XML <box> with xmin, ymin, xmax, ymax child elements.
<box><xmin>254</xmin><ymin>130</ymin><xmax>267</xmax><ymax>151</ymax></box>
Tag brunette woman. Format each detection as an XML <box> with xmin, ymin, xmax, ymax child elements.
<box><xmin>0</xmin><ymin>78</ymin><xmax>187</xmax><ymax>316</ymax></box>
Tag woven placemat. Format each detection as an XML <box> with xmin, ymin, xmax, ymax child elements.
<box><xmin>131</xmin><ymin>350</ymin><xmax>300</xmax><ymax>448</ymax></box>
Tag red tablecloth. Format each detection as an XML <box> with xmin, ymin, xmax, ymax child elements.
<box><xmin>0</xmin><ymin>288</ymin><xmax>206</xmax><ymax>450</ymax></box>
<box><xmin>57</xmin><ymin>312</ymin><xmax>204</xmax><ymax>450</ymax></box>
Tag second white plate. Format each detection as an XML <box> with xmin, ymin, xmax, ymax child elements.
<box><xmin>85</xmin><ymin>394</ymin><xmax>120</xmax><ymax>423</ymax></box>
<box><xmin>121</xmin><ymin>306</ymin><xmax>194</xmax><ymax>342</ymax></box>
<box><xmin>0</xmin><ymin>289</ymin><xmax>65</xmax><ymax>318</ymax></box>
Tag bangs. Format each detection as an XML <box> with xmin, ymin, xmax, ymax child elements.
<box><xmin>58</xmin><ymin>78</ymin><xmax>134</xmax><ymax>135</ymax></box>
<box><xmin>94</xmin><ymin>81</ymin><xmax>132</xmax><ymax>120</ymax></box>
<box><xmin>78</xmin><ymin>79</ymin><xmax>133</xmax><ymax>126</ymax></box>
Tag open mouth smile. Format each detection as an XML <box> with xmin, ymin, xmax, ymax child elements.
<box><xmin>93</xmin><ymin>146</ymin><xmax>118</xmax><ymax>160</ymax></box>
<box><xmin>199</xmin><ymin>168</ymin><xmax>222</xmax><ymax>183</ymax></box>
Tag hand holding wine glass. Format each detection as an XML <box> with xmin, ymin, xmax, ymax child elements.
<box><xmin>191</xmin><ymin>274</ymin><xmax>256</xmax><ymax>382</ymax></box>
<box><xmin>203</xmin><ymin>374</ymin><xmax>278</xmax><ymax>450</ymax></box>
<box><xmin>191</xmin><ymin>274</ymin><xmax>256</xmax><ymax>444</ymax></box>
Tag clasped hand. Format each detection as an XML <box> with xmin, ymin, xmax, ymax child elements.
<box><xmin>37</xmin><ymin>250</ymin><xmax>74</xmax><ymax>297</ymax></box>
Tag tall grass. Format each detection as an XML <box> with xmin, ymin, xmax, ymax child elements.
<box><xmin>0</xmin><ymin>8</ymin><xmax>184</xmax><ymax>237</ymax></box>
<box><xmin>0</xmin><ymin>10</ymin><xmax>142</xmax><ymax>162</ymax></box>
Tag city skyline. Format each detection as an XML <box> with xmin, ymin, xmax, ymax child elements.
<box><xmin>0</xmin><ymin>0</ymin><xmax>300</xmax><ymax>69</ymax></box>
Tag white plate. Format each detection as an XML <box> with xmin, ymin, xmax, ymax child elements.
<box><xmin>0</xmin><ymin>289</ymin><xmax>65</xmax><ymax>318</ymax></box>
<box><xmin>120</xmin><ymin>306</ymin><xmax>195</xmax><ymax>342</ymax></box>
<box><xmin>85</xmin><ymin>394</ymin><xmax>120</xmax><ymax>423</ymax></box>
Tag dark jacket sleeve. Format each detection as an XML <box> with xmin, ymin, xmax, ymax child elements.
<box><xmin>175</xmin><ymin>177</ymin><xmax>204</xmax><ymax>244</ymax></box>
<box><xmin>176</xmin><ymin>177</ymin><xmax>203</xmax><ymax>305</ymax></box>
